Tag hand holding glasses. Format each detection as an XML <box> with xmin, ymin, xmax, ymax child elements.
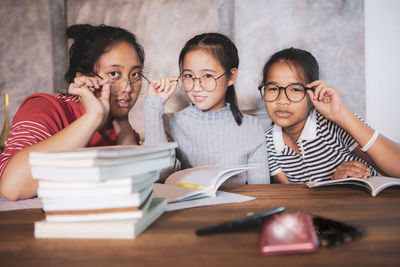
<box><xmin>259</xmin><ymin>83</ymin><xmax>315</xmax><ymax>102</ymax></box>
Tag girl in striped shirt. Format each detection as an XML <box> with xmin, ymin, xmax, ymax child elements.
<box><xmin>0</xmin><ymin>25</ymin><xmax>145</xmax><ymax>200</ymax></box>
<box><xmin>259</xmin><ymin>48</ymin><xmax>400</xmax><ymax>184</ymax></box>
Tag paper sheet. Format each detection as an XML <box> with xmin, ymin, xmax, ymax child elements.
<box><xmin>0</xmin><ymin>195</ymin><xmax>42</xmax><ymax>211</ymax></box>
<box><xmin>166</xmin><ymin>190</ymin><xmax>255</xmax><ymax>211</ymax></box>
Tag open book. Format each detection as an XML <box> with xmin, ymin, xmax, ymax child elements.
<box><xmin>153</xmin><ymin>165</ymin><xmax>251</xmax><ymax>203</ymax></box>
<box><xmin>306</xmin><ymin>176</ymin><xmax>400</xmax><ymax>196</ymax></box>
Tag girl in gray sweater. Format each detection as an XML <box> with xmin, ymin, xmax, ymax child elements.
<box><xmin>144</xmin><ymin>33</ymin><xmax>269</xmax><ymax>184</ymax></box>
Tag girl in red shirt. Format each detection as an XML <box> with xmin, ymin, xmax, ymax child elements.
<box><xmin>0</xmin><ymin>24</ymin><xmax>146</xmax><ymax>200</ymax></box>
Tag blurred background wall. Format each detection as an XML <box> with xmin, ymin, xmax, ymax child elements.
<box><xmin>0</xmin><ymin>0</ymin><xmax>398</xmax><ymax>142</ymax></box>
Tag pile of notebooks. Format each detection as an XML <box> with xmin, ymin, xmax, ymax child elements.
<box><xmin>31</xmin><ymin>143</ymin><xmax>177</xmax><ymax>239</ymax></box>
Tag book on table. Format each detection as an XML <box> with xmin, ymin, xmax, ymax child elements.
<box><xmin>44</xmin><ymin>192</ymin><xmax>154</xmax><ymax>222</ymax></box>
<box><xmin>35</xmin><ymin>198</ymin><xmax>167</xmax><ymax>239</ymax></box>
<box><xmin>153</xmin><ymin>165</ymin><xmax>252</xmax><ymax>203</ymax></box>
<box><xmin>37</xmin><ymin>171</ymin><xmax>159</xmax><ymax>198</ymax></box>
<box><xmin>29</xmin><ymin>143</ymin><xmax>177</xmax><ymax>166</ymax></box>
<box><xmin>41</xmin><ymin>183</ymin><xmax>153</xmax><ymax>211</ymax></box>
<box><xmin>306</xmin><ymin>176</ymin><xmax>400</xmax><ymax>196</ymax></box>
<box><xmin>32</xmin><ymin>143</ymin><xmax>176</xmax><ymax>239</ymax></box>
<box><xmin>30</xmin><ymin>143</ymin><xmax>177</xmax><ymax>181</ymax></box>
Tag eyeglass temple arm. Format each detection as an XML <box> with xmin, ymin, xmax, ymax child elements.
<box><xmin>140</xmin><ymin>73</ymin><xmax>150</xmax><ymax>83</ymax></box>
<box><xmin>89</xmin><ymin>71</ymin><xmax>104</xmax><ymax>80</ymax></box>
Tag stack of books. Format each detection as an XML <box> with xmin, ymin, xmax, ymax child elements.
<box><xmin>31</xmin><ymin>143</ymin><xmax>177</xmax><ymax>239</ymax></box>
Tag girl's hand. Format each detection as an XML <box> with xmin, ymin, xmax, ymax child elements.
<box><xmin>307</xmin><ymin>80</ymin><xmax>347</xmax><ymax>122</ymax></box>
<box><xmin>68</xmin><ymin>75</ymin><xmax>111</xmax><ymax>125</ymax></box>
<box><xmin>147</xmin><ymin>77</ymin><xmax>178</xmax><ymax>101</ymax></box>
<box><xmin>331</xmin><ymin>161</ymin><xmax>371</xmax><ymax>180</ymax></box>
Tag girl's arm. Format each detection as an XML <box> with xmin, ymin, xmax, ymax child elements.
<box><xmin>273</xmin><ymin>172</ymin><xmax>291</xmax><ymax>184</ymax></box>
<box><xmin>143</xmin><ymin>78</ymin><xmax>180</xmax><ymax>181</ymax></box>
<box><xmin>308</xmin><ymin>80</ymin><xmax>400</xmax><ymax>178</ymax></box>
<box><xmin>143</xmin><ymin>77</ymin><xmax>177</xmax><ymax>145</ymax></box>
<box><xmin>113</xmin><ymin>118</ymin><xmax>139</xmax><ymax>145</ymax></box>
<box><xmin>245</xmin><ymin>122</ymin><xmax>271</xmax><ymax>184</ymax></box>
<box><xmin>246</xmin><ymin>128</ymin><xmax>270</xmax><ymax>184</ymax></box>
<box><xmin>0</xmin><ymin>76</ymin><xmax>111</xmax><ymax>200</ymax></box>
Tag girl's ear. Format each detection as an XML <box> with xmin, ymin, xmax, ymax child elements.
<box><xmin>227</xmin><ymin>68</ymin><xmax>238</xmax><ymax>86</ymax></box>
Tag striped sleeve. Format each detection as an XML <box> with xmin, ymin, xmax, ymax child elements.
<box><xmin>320</xmin><ymin>112</ymin><xmax>369</xmax><ymax>152</ymax></box>
<box><xmin>0</xmin><ymin>121</ymin><xmax>52</xmax><ymax>178</ymax></box>
<box><xmin>0</xmin><ymin>95</ymin><xmax>69</xmax><ymax>179</ymax></box>
<box><xmin>265</xmin><ymin>127</ymin><xmax>282</xmax><ymax>176</ymax></box>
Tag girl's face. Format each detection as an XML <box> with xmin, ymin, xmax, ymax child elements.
<box><xmin>181</xmin><ymin>49</ymin><xmax>236</xmax><ymax>111</ymax></box>
<box><xmin>264</xmin><ymin>61</ymin><xmax>311</xmax><ymax>131</ymax></box>
<box><xmin>96</xmin><ymin>41</ymin><xmax>142</xmax><ymax>118</ymax></box>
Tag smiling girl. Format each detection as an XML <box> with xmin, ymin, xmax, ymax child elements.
<box><xmin>0</xmin><ymin>24</ymin><xmax>146</xmax><ymax>200</ymax></box>
<box><xmin>144</xmin><ymin>33</ymin><xmax>269</xmax><ymax>184</ymax></box>
<box><xmin>260</xmin><ymin>47</ymin><xmax>400</xmax><ymax>184</ymax></box>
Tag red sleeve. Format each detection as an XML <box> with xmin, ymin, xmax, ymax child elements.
<box><xmin>133</xmin><ymin>129</ymin><xmax>141</xmax><ymax>144</ymax></box>
<box><xmin>0</xmin><ymin>93</ymin><xmax>141</xmax><ymax>179</ymax></box>
<box><xmin>0</xmin><ymin>93</ymin><xmax>80</xmax><ymax>179</ymax></box>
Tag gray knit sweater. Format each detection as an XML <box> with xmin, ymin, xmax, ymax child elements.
<box><xmin>143</xmin><ymin>95</ymin><xmax>270</xmax><ymax>184</ymax></box>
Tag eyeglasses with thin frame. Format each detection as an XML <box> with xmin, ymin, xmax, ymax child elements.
<box><xmin>90</xmin><ymin>71</ymin><xmax>150</xmax><ymax>96</ymax></box>
<box><xmin>179</xmin><ymin>72</ymin><xmax>228</xmax><ymax>92</ymax></box>
<box><xmin>258</xmin><ymin>83</ymin><xmax>314</xmax><ymax>102</ymax></box>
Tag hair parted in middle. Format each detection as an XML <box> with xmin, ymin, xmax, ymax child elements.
<box><xmin>178</xmin><ymin>32</ymin><xmax>243</xmax><ymax>125</ymax></box>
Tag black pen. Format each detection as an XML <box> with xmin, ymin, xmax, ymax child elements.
<box><xmin>196</xmin><ymin>207</ymin><xmax>285</xmax><ymax>236</ymax></box>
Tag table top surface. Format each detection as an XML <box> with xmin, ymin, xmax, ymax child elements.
<box><xmin>1</xmin><ymin>184</ymin><xmax>400</xmax><ymax>267</ymax></box>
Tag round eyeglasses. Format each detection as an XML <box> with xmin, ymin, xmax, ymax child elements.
<box><xmin>179</xmin><ymin>72</ymin><xmax>228</xmax><ymax>92</ymax></box>
<box><xmin>90</xmin><ymin>71</ymin><xmax>150</xmax><ymax>96</ymax></box>
<box><xmin>258</xmin><ymin>83</ymin><xmax>314</xmax><ymax>102</ymax></box>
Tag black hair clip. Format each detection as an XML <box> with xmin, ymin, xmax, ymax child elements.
<box><xmin>312</xmin><ymin>215</ymin><xmax>366</xmax><ymax>247</ymax></box>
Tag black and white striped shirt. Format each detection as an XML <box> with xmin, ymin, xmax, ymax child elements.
<box><xmin>265</xmin><ymin>109</ymin><xmax>378</xmax><ymax>183</ymax></box>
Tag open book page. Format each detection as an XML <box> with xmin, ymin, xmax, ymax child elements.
<box><xmin>0</xmin><ymin>195</ymin><xmax>42</xmax><ymax>211</ymax></box>
<box><xmin>153</xmin><ymin>183</ymin><xmax>206</xmax><ymax>203</ymax></box>
<box><xmin>165</xmin><ymin>191</ymin><xmax>255</xmax><ymax>211</ymax></box>
<box><xmin>165</xmin><ymin>165</ymin><xmax>251</xmax><ymax>196</ymax></box>
<box><xmin>366</xmin><ymin>176</ymin><xmax>400</xmax><ymax>196</ymax></box>
<box><xmin>306</xmin><ymin>176</ymin><xmax>400</xmax><ymax>196</ymax></box>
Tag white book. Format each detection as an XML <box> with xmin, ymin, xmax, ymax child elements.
<box><xmin>30</xmin><ymin>143</ymin><xmax>177</xmax><ymax>163</ymax></box>
<box><xmin>153</xmin><ymin>165</ymin><xmax>251</xmax><ymax>203</ymax></box>
<box><xmin>30</xmin><ymin>149</ymin><xmax>173</xmax><ymax>167</ymax></box>
<box><xmin>35</xmin><ymin>198</ymin><xmax>167</xmax><ymax>239</ymax></box>
<box><xmin>41</xmin><ymin>184</ymin><xmax>153</xmax><ymax>211</ymax></box>
<box><xmin>37</xmin><ymin>171</ymin><xmax>159</xmax><ymax>198</ymax></box>
<box><xmin>45</xmin><ymin>193</ymin><xmax>153</xmax><ymax>223</ymax></box>
<box><xmin>306</xmin><ymin>176</ymin><xmax>400</xmax><ymax>197</ymax></box>
<box><xmin>32</xmin><ymin>156</ymin><xmax>173</xmax><ymax>182</ymax></box>
<box><xmin>38</xmin><ymin>171</ymin><xmax>158</xmax><ymax>189</ymax></box>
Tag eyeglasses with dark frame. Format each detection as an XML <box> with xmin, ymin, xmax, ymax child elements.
<box><xmin>258</xmin><ymin>83</ymin><xmax>314</xmax><ymax>102</ymax></box>
<box><xmin>179</xmin><ymin>72</ymin><xmax>228</xmax><ymax>92</ymax></box>
<box><xmin>90</xmin><ymin>71</ymin><xmax>150</xmax><ymax>96</ymax></box>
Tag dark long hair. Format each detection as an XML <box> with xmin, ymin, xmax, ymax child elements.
<box><xmin>64</xmin><ymin>24</ymin><xmax>145</xmax><ymax>84</ymax></box>
<box><xmin>260</xmin><ymin>47</ymin><xmax>319</xmax><ymax>87</ymax></box>
<box><xmin>178</xmin><ymin>33</ymin><xmax>243</xmax><ymax>125</ymax></box>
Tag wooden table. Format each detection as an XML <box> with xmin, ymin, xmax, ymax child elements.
<box><xmin>1</xmin><ymin>184</ymin><xmax>400</xmax><ymax>267</ymax></box>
